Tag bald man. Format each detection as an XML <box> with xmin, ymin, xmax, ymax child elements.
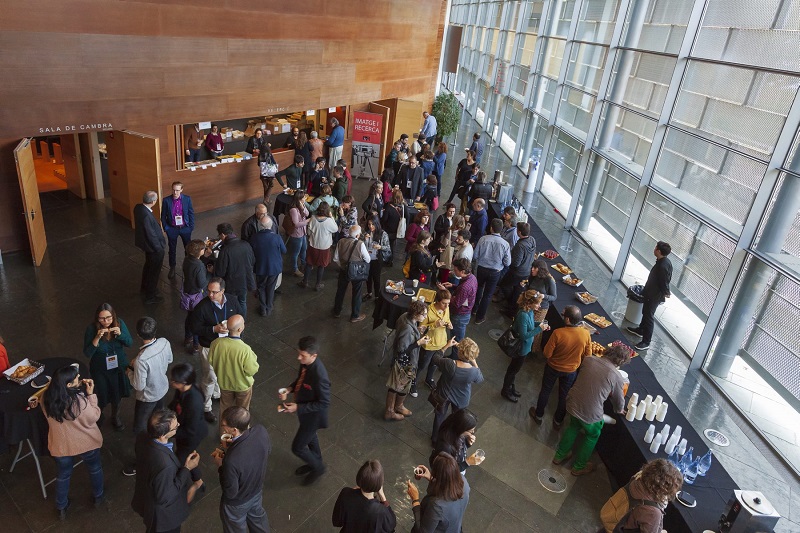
<box><xmin>207</xmin><ymin>314</ymin><xmax>260</xmax><ymax>432</ymax></box>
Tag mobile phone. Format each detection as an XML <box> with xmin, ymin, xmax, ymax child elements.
<box><xmin>676</xmin><ymin>491</ymin><xmax>695</xmax><ymax>506</ymax></box>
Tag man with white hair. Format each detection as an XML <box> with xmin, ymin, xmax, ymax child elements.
<box><xmin>250</xmin><ymin>215</ymin><xmax>286</xmax><ymax>317</ymax></box>
<box><xmin>134</xmin><ymin>190</ymin><xmax>166</xmax><ymax>304</ymax></box>
<box><xmin>333</xmin><ymin>224</ymin><xmax>371</xmax><ymax>323</ymax></box>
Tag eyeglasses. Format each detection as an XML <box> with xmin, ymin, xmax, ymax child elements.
<box><xmin>98</xmin><ymin>315</ymin><xmax>113</xmax><ymax>321</ymax></box>
<box><xmin>208</xmin><ymin>290</ymin><xmax>223</xmax><ymax>295</ymax></box>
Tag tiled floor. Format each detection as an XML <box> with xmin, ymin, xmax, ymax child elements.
<box><xmin>0</xmin><ymin>115</ymin><xmax>798</xmax><ymax>532</ymax></box>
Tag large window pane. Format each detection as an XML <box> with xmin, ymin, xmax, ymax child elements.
<box><xmin>544</xmin><ymin>129</ymin><xmax>584</xmax><ymax>197</ymax></box>
<box><xmin>510</xmin><ymin>65</ymin><xmax>530</xmax><ymax>101</ymax></box>
<box><xmin>515</xmin><ymin>33</ymin><xmax>537</xmax><ymax>67</ymax></box>
<box><xmin>576</xmin><ymin>154</ymin><xmax>639</xmax><ymax>266</ymax></box>
<box><xmin>653</xmin><ymin>128</ymin><xmax>767</xmax><ymax>231</ymax></box>
<box><xmin>575</xmin><ymin>0</ymin><xmax>620</xmax><ymax>44</ymax></box>
<box><xmin>538</xmin><ymin>38</ymin><xmax>567</xmax><ymax>79</ymax></box>
<box><xmin>545</xmin><ymin>0</ymin><xmax>576</xmax><ymax>38</ymax></box>
<box><xmin>518</xmin><ymin>111</ymin><xmax>549</xmax><ymax>168</ymax></box>
<box><xmin>622</xmin><ymin>0</ymin><xmax>693</xmax><ymax>54</ymax></box>
<box><xmin>530</xmin><ymin>75</ymin><xmax>558</xmax><ymax>119</ymax></box>
<box><xmin>556</xmin><ymin>86</ymin><xmax>596</xmax><ymax>141</ymax></box>
<box><xmin>694</xmin><ymin>0</ymin><xmax>800</xmax><ymax>72</ymax></box>
<box><xmin>524</xmin><ymin>0</ymin><xmax>545</xmax><ymax>33</ymax></box>
<box><xmin>672</xmin><ymin>61</ymin><xmax>800</xmax><ymax>159</ymax></box>
<box><xmin>500</xmin><ymin>98</ymin><xmax>524</xmax><ymax>157</ymax></box>
<box><xmin>607</xmin><ymin>50</ymin><xmax>676</xmax><ymax>119</ymax></box>
<box><xmin>595</xmin><ymin>103</ymin><xmax>657</xmax><ymax>174</ymax></box>
<box><xmin>565</xmin><ymin>42</ymin><xmax>608</xmax><ymax>94</ymax></box>
<box><xmin>754</xmin><ymin>172</ymin><xmax>800</xmax><ymax>278</ymax></box>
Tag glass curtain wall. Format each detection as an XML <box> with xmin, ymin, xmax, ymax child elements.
<box><xmin>446</xmin><ymin>0</ymin><xmax>800</xmax><ymax>474</ymax></box>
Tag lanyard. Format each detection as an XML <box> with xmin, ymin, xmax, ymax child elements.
<box><xmin>212</xmin><ymin>304</ymin><xmax>228</xmax><ymax>324</ymax></box>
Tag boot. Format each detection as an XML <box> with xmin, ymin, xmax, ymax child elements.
<box><xmin>394</xmin><ymin>393</ymin><xmax>413</xmax><ymax>417</ymax></box>
<box><xmin>111</xmin><ymin>403</ymin><xmax>125</xmax><ymax>431</ymax></box>
<box><xmin>384</xmin><ymin>391</ymin><xmax>404</xmax><ymax>421</ymax></box>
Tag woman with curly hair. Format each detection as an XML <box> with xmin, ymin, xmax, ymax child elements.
<box><xmin>501</xmin><ymin>291</ymin><xmax>550</xmax><ymax>403</ymax></box>
<box><xmin>430</xmin><ymin>337</ymin><xmax>484</xmax><ymax>444</ymax></box>
<box><xmin>600</xmin><ymin>458</ymin><xmax>683</xmax><ymax>533</ymax></box>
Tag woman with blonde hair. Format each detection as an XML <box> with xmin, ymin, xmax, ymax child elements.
<box><xmin>501</xmin><ymin>291</ymin><xmax>550</xmax><ymax>402</ymax></box>
<box><xmin>429</xmin><ymin>337</ymin><xmax>484</xmax><ymax>444</ymax></box>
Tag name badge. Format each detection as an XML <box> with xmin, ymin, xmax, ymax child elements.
<box><xmin>106</xmin><ymin>354</ymin><xmax>119</xmax><ymax>370</ymax></box>
<box><xmin>406</xmin><ymin>180</ymin><xmax>412</xmax><ymax>189</ymax></box>
<box><xmin>174</xmin><ymin>215</ymin><xmax>184</xmax><ymax>226</ymax></box>
<box><xmin>461</xmin><ymin>299</ymin><xmax>470</xmax><ymax>308</ymax></box>
<box><xmin>216</xmin><ymin>144</ymin><xmax>221</xmax><ymax>151</ymax></box>
<box><xmin>218</xmin><ymin>332</ymin><xmax>228</xmax><ymax>338</ymax></box>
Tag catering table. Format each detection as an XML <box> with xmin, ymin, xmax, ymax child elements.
<box><xmin>488</xmin><ymin>199</ymin><xmax>738</xmax><ymax>533</ymax></box>
<box><xmin>273</xmin><ymin>192</ymin><xmax>293</xmax><ymax>218</ymax></box>
<box><xmin>1</xmin><ymin>357</ymin><xmax>88</xmax><ymax>498</ymax></box>
<box><xmin>372</xmin><ymin>280</ymin><xmax>433</xmax><ymax>366</ymax></box>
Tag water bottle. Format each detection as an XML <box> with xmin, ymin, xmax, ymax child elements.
<box><xmin>683</xmin><ymin>459</ymin><xmax>699</xmax><ymax>484</ymax></box>
<box><xmin>678</xmin><ymin>446</ymin><xmax>694</xmax><ymax>473</ymax></box>
<box><xmin>667</xmin><ymin>447</ymin><xmax>680</xmax><ymax>470</ymax></box>
<box><xmin>697</xmin><ymin>450</ymin><xmax>713</xmax><ymax>476</ymax></box>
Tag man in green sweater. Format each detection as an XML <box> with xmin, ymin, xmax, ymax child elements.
<box><xmin>208</xmin><ymin>315</ymin><xmax>259</xmax><ymax>434</ymax></box>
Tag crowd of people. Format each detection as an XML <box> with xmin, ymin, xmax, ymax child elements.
<box><xmin>14</xmin><ymin>111</ymin><xmax>682</xmax><ymax>533</ymax></box>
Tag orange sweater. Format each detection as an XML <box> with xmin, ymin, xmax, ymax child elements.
<box><xmin>42</xmin><ymin>394</ymin><xmax>103</xmax><ymax>457</ymax></box>
<box><xmin>543</xmin><ymin>326</ymin><xmax>591</xmax><ymax>373</ymax></box>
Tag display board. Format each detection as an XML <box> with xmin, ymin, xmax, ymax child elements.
<box><xmin>351</xmin><ymin>111</ymin><xmax>383</xmax><ymax>179</ymax></box>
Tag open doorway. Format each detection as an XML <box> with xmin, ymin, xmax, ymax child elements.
<box><xmin>30</xmin><ymin>136</ymin><xmax>68</xmax><ymax>195</ymax></box>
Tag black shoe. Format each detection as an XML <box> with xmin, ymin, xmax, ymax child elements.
<box><xmin>122</xmin><ymin>466</ymin><xmax>136</xmax><ymax>477</ymax></box>
<box><xmin>93</xmin><ymin>496</ymin><xmax>107</xmax><ymax>509</ymax></box>
<box><xmin>144</xmin><ymin>294</ymin><xmax>164</xmax><ymax>304</ymax></box>
<box><xmin>410</xmin><ymin>384</ymin><xmax>418</xmax><ymax>398</ymax></box>
<box><xmin>553</xmin><ymin>418</ymin><xmax>563</xmax><ymax>428</ymax></box>
<box><xmin>168</xmin><ymin>267</ymin><xmax>175</xmax><ymax>279</ymax></box>
<box><xmin>258</xmin><ymin>308</ymin><xmax>267</xmax><ymax>317</ymax></box>
<box><xmin>302</xmin><ymin>467</ymin><xmax>326</xmax><ymax>486</ymax></box>
<box><xmin>501</xmin><ymin>390</ymin><xmax>519</xmax><ymax>403</ymax></box>
<box><xmin>295</xmin><ymin>464</ymin><xmax>314</xmax><ymax>476</ymax></box>
<box><xmin>204</xmin><ymin>411</ymin><xmax>217</xmax><ymax>423</ymax></box>
<box><xmin>475</xmin><ymin>317</ymin><xmax>486</xmax><ymax>325</ymax></box>
<box><xmin>57</xmin><ymin>499</ymin><xmax>70</xmax><ymax>521</ymax></box>
<box><xmin>297</xmin><ymin>281</ymin><xmax>308</xmax><ymax>289</ymax></box>
<box><xmin>626</xmin><ymin>327</ymin><xmax>643</xmax><ymax>337</ymax></box>
<box><xmin>425</xmin><ymin>378</ymin><xmax>436</xmax><ymax>390</ymax></box>
<box><xmin>510</xmin><ymin>386</ymin><xmax>522</xmax><ymax>398</ymax></box>
<box><xmin>635</xmin><ymin>342</ymin><xmax>650</xmax><ymax>351</ymax></box>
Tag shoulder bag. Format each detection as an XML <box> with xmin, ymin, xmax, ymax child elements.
<box><xmin>497</xmin><ymin>322</ymin><xmax>522</xmax><ymax>357</ymax></box>
<box><xmin>178</xmin><ymin>283</ymin><xmax>204</xmax><ymax>311</ymax></box>
<box><xmin>345</xmin><ymin>239</ymin><xmax>369</xmax><ymax>282</ymax></box>
<box><xmin>396</xmin><ymin>204</ymin><xmax>407</xmax><ymax>239</ymax></box>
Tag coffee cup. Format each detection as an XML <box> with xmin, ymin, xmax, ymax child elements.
<box><xmin>414</xmin><ymin>466</ymin><xmax>424</xmax><ymax>480</ymax></box>
<box><xmin>278</xmin><ymin>387</ymin><xmax>289</xmax><ymax>395</ymax></box>
<box><xmin>412</xmin><ymin>279</ymin><xmax>419</xmax><ymax>288</ymax></box>
<box><xmin>220</xmin><ymin>433</ymin><xmax>232</xmax><ymax>446</ymax></box>
<box><xmin>277</xmin><ymin>404</ymin><xmax>287</xmax><ymax>413</ymax></box>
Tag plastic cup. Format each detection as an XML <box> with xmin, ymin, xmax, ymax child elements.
<box><xmin>278</xmin><ymin>387</ymin><xmax>289</xmax><ymax>395</ymax></box>
<box><xmin>414</xmin><ymin>466</ymin><xmax>424</xmax><ymax>480</ymax></box>
<box><xmin>540</xmin><ymin>320</ymin><xmax>548</xmax><ymax>329</ymax></box>
<box><xmin>412</xmin><ymin>279</ymin><xmax>419</xmax><ymax>288</ymax></box>
<box><xmin>474</xmin><ymin>449</ymin><xmax>486</xmax><ymax>460</ymax></box>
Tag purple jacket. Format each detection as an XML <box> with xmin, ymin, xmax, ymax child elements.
<box><xmin>450</xmin><ymin>274</ymin><xmax>477</xmax><ymax>316</ymax></box>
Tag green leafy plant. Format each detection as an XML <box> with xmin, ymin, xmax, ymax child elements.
<box><xmin>431</xmin><ymin>92</ymin><xmax>462</xmax><ymax>142</ymax></box>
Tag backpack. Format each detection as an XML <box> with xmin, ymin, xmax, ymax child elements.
<box><xmin>282</xmin><ymin>209</ymin><xmax>296</xmax><ymax>237</ymax></box>
<box><xmin>600</xmin><ymin>481</ymin><xmax>662</xmax><ymax>533</ymax></box>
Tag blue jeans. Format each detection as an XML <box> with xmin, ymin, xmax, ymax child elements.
<box><xmin>220</xmin><ymin>491</ymin><xmax>270</xmax><ymax>533</ymax></box>
<box><xmin>288</xmin><ymin>236</ymin><xmax>307</xmax><ymax>272</ymax></box>
<box><xmin>53</xmin><ymin>448</ymin><xmax>104</xmax><ymax>511</ymax></box>
<box><xmin>474</xmin><ymin>266</ymin><xmax>502</xmax><ymax>321</ymax></box>
<box><xmin>535</xmin><ymin>364</ymin><xmax>578</xmax><ymax>423</ymax></box>
<box><xmin>450</xmin><ymin>313</ymin><xmax>471</xmax><ymax>358</ymax></box>
<box><xmin>165</xmin><ymin>226</ymin><xmax>192</xmax><ymax>268</ymax></box>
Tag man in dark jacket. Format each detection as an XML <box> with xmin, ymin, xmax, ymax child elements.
<box><xmin>132</xmin><ymin>408</ymin><xmax>201</xmax><ymax>532</ymax></box>
<box><xmin>627</xmin><ymin>241</ymin><xmax>673</xmax><ymax>351</ymax></box>
<box><xmin>215</xmin><ymin>223</ymin><xmax>256</xmax><ymax>318</ymax></box>
<box><xmin>497</xmin><ymin>222</ymin><xmax>536</xmax><ymax>306</ymax></box>
<box><xmin>191</xmin><ymin>277</ymin><xmax>243</xmax><ymax>423</ymax></box>
<box><xmin>161</xmin><ymin>181</ymin><xmax>194</xmax><ymax>280</ymax></box>
<box><xmin>276</xmin><ymin>155</ymin><xmax>305</xmax><ymax>190</ymax></box>
<box><xmin>279</xmin><ymin>336</ymin><xmax>331</xmax><ymax>486</ymax></box>
<box><xmin>249</xmin><ymin>217</ymin><xmax>286</xmax><ymax>317</ymax></box>
<box><xmin>240</xmin><ymin>203</ymin><xmax>278</xmax><ymax>243</ymax></box>
<box><xmin>213</xmin><ymin>406</ymin><xmax>271</xmax><ymax>533</ymax></box>
<box><xmin>396</xmin><ymin>156</ymin><xmax>425</xmax><ymax>202</ymax></box>
<box><xmin>134</xmin><ymin>191</ymin><xmax>166</xmax><ymax>304</ymax></box>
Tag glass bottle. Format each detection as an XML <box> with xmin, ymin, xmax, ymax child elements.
<box><xmin>683</xmin><ymin>459</ymin><xmax>699</xmax><ymax>485</ymax></box>
<box><xmin>697</xmin><ymin>450</ymin><xmax>713</xmax><ymax>476</ymax></box>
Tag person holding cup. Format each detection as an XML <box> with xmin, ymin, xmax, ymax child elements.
<box><xmin>429</xmin><ymin>337</ymin><xmax>483</xmax><ymax>444</ymax></box>
<box><xmin>384</xmin><ymin>300</ymin><xmax>430</xmax><ymax>421</ymax></box>
<box><xmin>431</xmin><ymin>408</ymin><xmax>483</xmax><ymax>475</ymax></box>
<box><xmin>406</xmin><ymin>452</ymin><xmax>471</xmax><ymax>533</ymax></box>
<box><xmin>168</xmin><ymin>363</ymin><xmax>207</xmax><ymax>488</ymax></box>
<box><xmin>501</xmin><ymin>291</ymin><xmax>549</xmax><ymax>403</ymax></box>
<box><xmin>332</xmin><ymin>459</ymin><xmax>397</xmax><ymax>532</ymax></box>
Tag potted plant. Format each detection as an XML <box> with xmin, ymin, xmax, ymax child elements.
<box><xmin>431</xmin><ymin>92</ymin><xmax>462</xmax><ymax>144</ymax></box>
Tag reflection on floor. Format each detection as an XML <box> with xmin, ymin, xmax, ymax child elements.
<box><xmin>0</xmin><ymin>115</ymin><xmax>798</xmax><ymax>532</ymax></box>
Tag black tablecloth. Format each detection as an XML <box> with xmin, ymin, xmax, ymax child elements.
<box><xmin>372</xmin><ymin>280</ymin><xmax>431</xmax><ymax>330</ymax></box>
<box><xmin>273</xmin><ymin>192</ymin><xmax>293</xmax><ymax>218</ymax></box>
<box><xmin>489</xmin><ymin>200</ymin><xmax>738</xmax><ymax>533</ymax></box>
<box><xmin>0</xmin><ymin>357</ymin><xmax>87</xmax><ymax>456</ymax></box>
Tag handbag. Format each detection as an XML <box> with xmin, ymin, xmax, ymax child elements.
<box><xmin>497</xmin><ymin>324</ymin><xmax>522</xmax><ymax>357</ymax></box>
<box><xmin>427</xmin><ymin>386</ymin><xmax>448</xmax><ymax>412</ymax></box>
<box><xmin>440</xmin><ymin>242</ymin><xmax>454</xmax><ymax>270</ymax></box>
<box><xmin>178</xmin><ymin>284</ymin><xmax>204</xmax><ymax>311</ymax></box>
<box><xmin>260</xmin><ymin>161</ymin><xmax>279</xmax><ymax>177</ymax></box>
<box><xmin>396</xmin><ymin>205</ymin><xmax>407</xmax><ymax>239</ymax></box>
<box><xmin>345</xmin><ymin>240</ymin><xmax>369</xmax><ymax>282</ymax></box>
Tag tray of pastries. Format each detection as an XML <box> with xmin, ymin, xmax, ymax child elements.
<box><xmin>3</xmin><ymin>358</ymin><xmax>45</xmax><ymax>385</ymax></box>
<box><xmin>590</xmin><ymin>341</ymin><xmax>606</xmax><ymax>356</ymax></box>
<box><xmin>562</xmin><ymin>274</ymin><xmax>583</xmax><ymax>287</ymax></box>
<box><xmin>385</xmin><ymin>280</ymin><xmax>405</xmax><ymax>295</ymax></box>
<box><xmin>576</xmin><ymin>291</ymin><xmax>597</xmax><ymax>304</ymax></box>
<box><xmin>584</xmin><ymin>313</ymin><xmax>612</xmax><ymax>328</ymax></box>
<box><xmin>552</xmin><ymin>263</ymin><xmax>572</xmax><ymax>275</ymax></box>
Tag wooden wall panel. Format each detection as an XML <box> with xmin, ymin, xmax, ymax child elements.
<box><xmin>105</xmin><ymin>131</ymin><xmax>130</xmax><ymax>220</ymax></box>
<box><xmin>0</xmin><ymin>0</ymin><xmax>447</xmax><ymax>252</ymax></box>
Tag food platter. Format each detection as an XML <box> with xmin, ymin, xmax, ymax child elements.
<box><xmin>576</xmin><ymin>291</ymin><xmax>597</xmax><ymax>304</ymax></box>
<box><xmin>538</xmin><ymin>250</ymin><xmax>559</xmax><ymax>260</ymax></box>
<box><xmin>385</xmin><ymin>280</ymin><xmax>405</xmax><ymax>295</ymax></box>
<box><xmin>3</xmin><ymin>358</ymin><xmax>45</xmax><ymax>385</ymax></box>
<box><xmin>562</xmin><ymin>275</ymin><xmax>583</xmax><ymax>287</ymax></box>
<box><xmin>551</xmin><ymin>263</ymin><xmax>572</xmax><ymax>275</ymax></box>
<box><xmin>584</xmin><ymin>313</ymin><xmax>612</xmax><ymax>328</ymax></box>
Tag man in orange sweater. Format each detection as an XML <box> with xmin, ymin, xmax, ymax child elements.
<box><xmin>529</xmin><ymin>305</ymin><xmax>590</xmax><ymax>427</ymax></box>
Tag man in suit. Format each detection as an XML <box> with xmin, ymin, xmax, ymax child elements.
<box><xmin>161</xmin><ymin>181</ymin><xmax>194</xmax><ymax>280</ymax></box>
<box><xmin>627</xmin><ymin>241</ymin><xmax>673</xmax><ymax>351</ymax></box>
<box><xmin>131</xmin><ymin>408</ymin><xmax>203</xmax><ymax>533</ymax></box>
<box><xmin>279</xmin><ymin>336</ymin><xmax>331</xmax><ymax>486</ymax></box>
<box><xmin>135</xmin><ymin>191</ymin><xmax>166</xmax><ymax>304</ymax></box>
<box><xmin>396</xmin><ymin>156</ymin><xmax>425</xmax><ymax>202</ymax></box>
<box><xmin>213</xmin><ymin>406</ymin><xmax>271</xmax><ymax>533</ymax></box>
<box><xmin>240</xmin><ymin>203</ymin><xmax>278</xmax><ymax>243</ymax></box>
<box><xmin>249</xmin><ymin>216</ymin><xmax>286</xmax><ymax>317</ymax></box>
<box><xmin>215</xmin><ymin>223</ymin><xmax>256</xmax><ymax>318</ymax></box>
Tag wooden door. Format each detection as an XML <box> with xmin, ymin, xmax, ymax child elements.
<box><xmin>123</xmin><ymin>131</ymin><xmax>162</xmax><ymax>228</ymax></box>
<box><xmin>368</xmin><ymin>102</ymin><xmax>391</xmax><ymax>174</ymax></box>
<box><xmin>60</xmin><ymin>134</ymin><xmax>86</xmax><ymax>199</ymax></box>
<box><xmin>14</xmin><ymin>138</ymin><xmax>47</xmax><ymax>266</ymax></box>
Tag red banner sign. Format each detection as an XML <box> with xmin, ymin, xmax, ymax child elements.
<box><xmin>353</xmin><ymin>111</ymin><xmax>383</xmax><ymax>145</ymax></box>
